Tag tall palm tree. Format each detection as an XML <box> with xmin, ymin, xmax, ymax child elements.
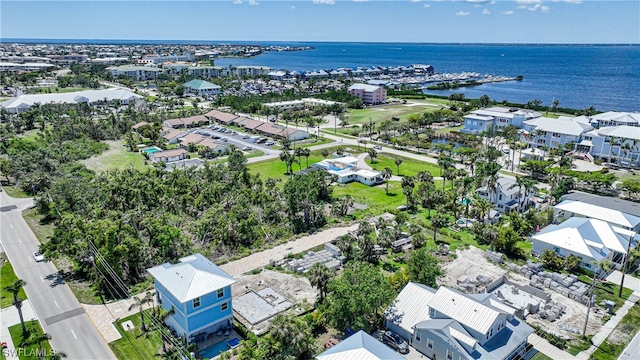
<box><xmin>4</xmin><ymin>279</ymin><xmax>27</xmax><ymax>334</ymax></box>
<box><xmin>430</xmin><ymin>213</ymin><xmax>449</xmax><ymax>241</ymax></box>
<box><xmin>50</xmin><ymin>351</ymin><xmax>67</xmax><ymax>360</ymax></box>
<box><xmin>394</xmin><ymin>156</ymin><xmax>403</xmax><ymax>176</ymax></box>
<box><xmin>307</xmin><ymin>263</ymin><xmax>334</xmax><ymax>303</ymax></box>
<box><xmin>382</xmin><ymin>167</ymin><xmax>393</xmax><ymax>194</ymax></box>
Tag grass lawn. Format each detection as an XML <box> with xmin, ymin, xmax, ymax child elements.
<box><xmin>368</xmin><ymin>154</ymin><xmax>441</xmax><ymax>177</ymax></box>
<box><xmin>0</xmin><ymin>260</ymin><xmax>27</xmax><ymax>308</ymax></box>
<box><xmin>80</xmin><ymin>140</ymin><xmax>149</xmax><ymax>173</ymax></box>
<box><xmin>576</xmin><ymin>275</ymin><xmax>633</xmax><ymax>313</ymax></box>
<box><xmin>295</xmin><ymin>136</ymin><xmax>335</xmax><ymax>148</ymax></box>
<box><xmin>8</xmin><ymin>320</ymin><xmax>53</xmax><ymax>360</ymax></box>
<box><xmin>18</xmin><ymin>129</ymin><xmax>44</xmax><ymax>142</ymax></box>
<box><xmin>435</xmin><ymin>125</ymin><xmax>463</xmax><ymax>134</ymax></box>
<box><xmin>333</xmin><ymin>182</ymin><xmax>407</xmax><ymax>217</ymax></box>
<box><xmin>1</xmin><ymin>186</ymin><xmax>30</xmax><ymax>198</ymax></box>
<box><xmin>591</xmin><ymin>302</ymin><xmax>640</xmax><ymax>360</ymax></box>
<box><xmin>109</xmin><ymin>311</ymin><xmax>167</xmax><ymax>360</ymax></box>
<box><xmin>345</xmin><ymin>100</ymin><xmax>442</xmax><ymax>125</ymax></box>
<box><xmin>22</xmin><ymin>208</ymin><xmax>54</xmax><ymax>244</ymax></box>
<box><xmin>34</xmin><ymin>87</ymin><xmax>93</xmax><ymax>94</ymax></box>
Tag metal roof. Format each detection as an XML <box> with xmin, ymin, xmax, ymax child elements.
<box><xmin>1</xmin><ymin>88</ymin><xmax>142</xmax><ymax>110</ymax></box>
<box><xmin>532</xmin><ymin>217</ymin><xmax>630</xmax><ymax>259</ymax></box>
<box><xmin>562</xmin><ymin>191</ymin><xmax>640</xmax><ymax>217</ymax></box>
<box><xmin>555</xmin><ymin>200</ymin><xmax>640</xmax><ymax>230</ymax></box>
<box><xmin>524</xmin><ymin>116</ymin><xmax>593</xmax><ymax>136</ymax></box>
<box><xmin>316</xmin><ymin>330</ymin><xmax>405</xmax><ymax>360</ymax></box>
<box><xmin>428</xmin><ymin>287</ymin><xmax>503</xmax><ymax>335</ymax></box>
<box><xmin>385</xmin><ymin>282</ymin><xmax>436</xmax><ymax>333</ymax></box>
<box><xmin>596</xmin><ymin>125</ymin><xmax>640</xmax><ymax>141</ymax></box>
<box><xmin>147</xmin><ymin>253</ymin><xmax>236</xmax><ymax>303</ymax></box>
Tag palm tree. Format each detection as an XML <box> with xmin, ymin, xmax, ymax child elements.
<box><xmin>50</xmin><ymin>351</ymin><xmax>67</xmax><ymax>360</ymax></box>
<box><xmin>128</xmin><ymin>292</ymin><xmax>155</xmax><ymax>332</ymax></box>
<box><xmin>367</xmin><ymin>148</ymin><xmax>378</xmax><ymax>164</ymax></box>
<box><xmin>394</xmin><ymin>156</ymin><xmax>403</xmax><ymax>176</ymax></box>
<box><xmin>382</xmin><ymin>167</ymin><xmax>393</xmax><ymax>194</ymax></box>
<box><xmin>307</xmin><ymin>263</ymin><xmax>334</xmax><ymax>303</ymax></box>
<box><xmin>4</xmin><ymin>279</ymin><xmax>27</xmax><ymax>334</ymax></box>
<box><xmin>321</xmin><ymin>148</ymin><xmax>329</xmax><ymax>159</ymax></box>
<box><xmin>301</xmin><ymin>148</ymin><xmax>311</xmax><ymax>168</ymax></box>
<box><xmin>472</xmin><ymin>194</ymin><xmax>492</xmax><ymax>223</ymax></box>
<box><xmin>26</xmin><ymin>331</ymin><xmax>51</xmax><ymax>349</ymax></box>
<box><xmin>401</xmin><ymin>176</ymin><xmax>415</xmax><ymax>208</ymax></box>
<box><xmin>430</xmin><ymin>213</ymin><xmax>449</xmax><ymax>241</ymax></box>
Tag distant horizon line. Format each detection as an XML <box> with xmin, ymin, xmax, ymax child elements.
<box><xmin>1</xmin><ymin>38</ymin><xmax>638</xmax><ymax>46</ymax></box>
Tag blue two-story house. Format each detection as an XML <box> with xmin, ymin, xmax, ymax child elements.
<box><xmin>521</xmin><ymin>116</ymin><xmax>593</xmax><ymax>151</ymax></box>
<box><xmin>147</xmin><ymin>253</ymin><xmax>237</xmax><ymax>343</ymax></box>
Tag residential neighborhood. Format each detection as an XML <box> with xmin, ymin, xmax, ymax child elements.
<box><xmin>0</xmin><ymin>40</ymin><xmax>639</xmax><ymax>360</ymax></box>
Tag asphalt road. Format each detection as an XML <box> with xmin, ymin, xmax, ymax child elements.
<box><xmin>0</xmin><ymin>191</ymin><xmax>115</xmax><ymax>360</ymax></box>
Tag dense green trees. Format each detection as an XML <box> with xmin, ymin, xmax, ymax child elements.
<box><xmin>407</xmin><ymin>247</ymin><xmax>443</xmax><ymax>287</ymax></box>
<box><xmin>322</xmin><ymin>262</ymin><xmax>395</xmax><ymax>333</ymax></box>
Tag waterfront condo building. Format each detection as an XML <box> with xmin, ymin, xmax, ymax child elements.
<box><xmin>147</xmin><ymin>253</ymin><xmax>236</xmax><ymax>343</ymax></box>
<box><xmin>461</xmin><ymin>107</ymin><xmax>540</xmax><ymax>135</ymax></box>
<box><xmin>348</xmin><ymin>83</ymin><xmax>387</xmax><ymax>105</ymax></box>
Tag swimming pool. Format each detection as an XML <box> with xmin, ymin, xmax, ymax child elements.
<box><xmin>199</xmin><ymin>340</ymin><xmax>230</xmax><ymax>359</ymax></box>
<box><xmin>145</xmin><ymin>148</ymin><xmax>160</xmax><ymax>154</ymax></box>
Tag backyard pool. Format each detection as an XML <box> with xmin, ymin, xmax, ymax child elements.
<box><xmin>199</xmin><ymin>340</ymin><xmax>230</xmax><ymax>359</ymax></box>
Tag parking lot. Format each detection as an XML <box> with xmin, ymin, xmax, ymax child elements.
<box><xmin>192</xmin><ymin>125</ymin><xmax>276</xmax><ymax>155</ymax></box>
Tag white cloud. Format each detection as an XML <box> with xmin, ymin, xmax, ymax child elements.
<box><xmin>290</xmin><ymin>5</ymin><xmax>296</xmax><ymax>10</ymax></box>
<box><xmin>456</xmin><ymin>11</ymin><xmax>470</xmax><ymax>16</ymax></box>
<box><xmin>233</xmin><ymin>0</ymin><xmax>242</xmax><ymax>4</ymax></box>
<box><xmin>424</xmin><ymin>3</ymin><xmax>431</xmax><ymax>8</ymax></box>
<box><xmin>527</xmin><ymin>3</ymin><xmax>550</xmax><ymax>12</ymax></box>
<box><xmin>312</xmin><ymin>0</ymin><xmax>335</xmax><ymax>4</ymax></box>
<box><xmin>411</xmin><ymin>0</ymin><xmax>422</xmax><ymax>3</ymax></box>
<box><xmin>248</xmin><ymin>0</ymin><xmax>259</xmax><ymax>5</ymax></box>
<box><xmin>483</xmin><ymin>8</ymin><xmax>491</xmax><ymax>15</ymax></box>
<box><xmin>563</xmin><ymin>0</ymin><xmax>582</xmax><ymax>3</ymax></box>
<box><xmin>353</xmin><ymin>0</ymin><xmax>369</xmax><ymax>2</ymax></box>
<box><xmin>502</xmin><ymin>10</ymin><xmax>514</xmax><ymax>15</ymax></box>
<box><xmin>464</xmin><ymin>0</ymin><xmax>491</xmax><ymax>3</ymax></box>
<box><xmin>515</xmin><ymin>0</ymin><xmax>541</xmax><ymax>4</ymax></box>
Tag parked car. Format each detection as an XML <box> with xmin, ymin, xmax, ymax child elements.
<box><xmin>242</xmin><ymin>135</ymin><xmax>250</xmax><ymax>139</ymax></box>
<box><xmin>382</xmin><ymin>331</ymin><xmax>409</xmax><ymax>354</ymax></box>
<box><xmin>33</xmin><ymin>251</ymin><xmax>45</xmax><ymax>262</ymax></box>
<box><xmin>220</xmin><ymin>138</ymin><xmax>228</xmax><ymax>142</ymax></box>
<box><xmin>242</xmin><ymin>146</ymin><xmax>252</xmax><ymax>151</ymax></box>
<box><xmin>374</xmin><ymin>145</ymin><xmax>382</xmax><ymax>150</ymax></box>
<box><xmin>265</xmin><ymin>141</ymin><xmax>275</xmax><ymax>146</ymax></box>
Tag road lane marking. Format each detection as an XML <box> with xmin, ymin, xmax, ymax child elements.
<box><xmin>9</xmin><ymin>224</ymin><xmax>13</xmax><ymax>229</ymax></box>
<box><xmin>18</xmin><ymin>238</ymin><xmax>21</xmax><ymax>243</ymax></box>
<box><xmin>28</xmin><ymin>256</ymin><xmax>32</xmax><ymax>262</ymax></box>
<box><xmin>40</xmin><ymin>276</ymin><xmax>44</xmax><ymax>283</ymax></box>
<box><xmin>71</xmin><ymin>330</ymin><xmax>77</xmax><ymax>339</ymax></box>
<box><xmin>54</xmin><ymin>300</ymin><xmax>59</xmax><ymax>308</ymax></box>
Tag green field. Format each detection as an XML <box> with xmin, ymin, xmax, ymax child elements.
<box><xmin>1</xmin><ymin>186</ymin><xmax>30</xmax><ymax>198</ymax></box>
<box><xmin>80</xmin><ymin>140</ymin><xmax>149</xmax><ymax>173</ymax></box>
<box><xmin>248</xmin><ymin>146</ymin><xmax>351</xmax><ymax>181</ymax></box>
<box><xmin>22</xmin><ymin>207</ymin><xmax>54</xmax><ymax>244</ymax></box>
<box><xmin>345</xmin><ymin>100</ymin><xmax>443</xmax><ymax>125</ymax></box>
<box><xmin>0</xmin><ymin>260</ymin><xmax>27</xmax><ymax>309</ymax></box>
<box><xmin>8</xmin><ymin>320</ymin><xmax>54</xmax><ymax>360</ymax></box>
<box><xmin>368</xmin><ymin>153</ymin><xmax>441</xmax><ymax>177</ymax></box>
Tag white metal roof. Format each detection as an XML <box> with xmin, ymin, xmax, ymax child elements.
<box><xmin>348</xmin><ymin>83</ymin><xmax>382</xmax><ymax>92</ymax></box>
<box><xmin>449</xmin><ymin>327</ymin><xmax>478</xmax><ymax>348</ymax></box>
<box><xmin>385</xmin><ymin>282</ymin><xmax>436</xmax><ymax>333</ymax></box>
<box><xmin>523</xmin><ymin>116</ymin><xmax>593</xmax><ymax>136</ymax></box>
<box><xmin>1</xmin><ymin>88</ymin><xmax>142</xmax><ymax>111</ymax></box>
<box><xmin>428</xmin><ymin>287</ymin><xmax>502</xmax><ymax>334</ymax></box>
<box><xmin>555</xmin><ymin>200</ymin><xmax>640</xmax><ymax>230</ymax></box>
<box><xmin>532</xmin><ymin>217</ymin><xmax>630</xmax><ymax>258</ymax></box>
<box><xmin>595</xmin><ymin>125</ymin><xmax>640</xmax><ymax>141</ymax></box>
<box><xmin>147</xmin><ymin>253</ymin><xmax>236</xmax><ymax>303</ymax></box>
<box><xmin>316</xmin><ymin>330</ymin><xmax>405</xmax><ymax>360</ymax></box>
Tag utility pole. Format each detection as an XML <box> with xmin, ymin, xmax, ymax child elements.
<box><xmin>618</xmin><ymin>234</ymin><xmax>636</xmax><ymax>297</ymax></box>
<box><xmin>582</xmin><ymin>274</ymin><xmax>597</xmax><ymax>337</ymax></box>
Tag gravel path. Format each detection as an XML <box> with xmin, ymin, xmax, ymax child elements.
<box><xmin>219</xmin><ymin>224</ymin><xmax>358</xmax><ymax>277</ymax></box>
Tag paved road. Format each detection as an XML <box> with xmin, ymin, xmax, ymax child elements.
<box><xmin>0</xmin><ymin>191</ymin><xmax>115</xmax><ymax>360</ymax></box>
<box><xmin>619</xmin><ymin>330</ymin><xmax>640</xmax><ymax>360</ymax></box>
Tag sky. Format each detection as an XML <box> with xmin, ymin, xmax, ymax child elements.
<box><xmin>1</xmin><ymin>1</ymin><xmax>638</xmax><ymax>44</ymax></box>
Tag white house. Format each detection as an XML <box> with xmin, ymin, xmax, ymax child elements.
<box><xmin>461</xmin><ymin>107</ymin><xmax>541</xmax><ymax>135</ymax></box>
<box><xmin>521</xmin><ymin>116</ymin><xmax>593</xmax><ymax>150</ymax></box>
<box><xmin>106</xmin><ymin>65</ymin><xmax>160</xmax><ymax>80</ymax></box>
<box><xmin>476</xmin><ymin>177</ymin><xmax>535</xmax><ymax>213</ymax></box>
<box><xmin>149</xmin><ymin>148</ymin><xmax>188</xmax><ymax>163</ymax></box>
<box><xmin>531</xmin><ymin>217</ymin><xmax>636</xmax><ymax>271</ymax></box>
<box><xmin>554</xmin><ymin>199</ymin><xmax>640</xmax><ymax>232</ymax></box>
<box><xmin>0</xmin><ymin>88</ymin><xmax>143</xmax><ymax>114</ymax></box>
<box><xmin>590</xmin><ymin>111</ymin><xmax>640</xmax><ymax>128</ymax></box>
<box><xmin>385</xmin><ymin>283</ymin><xmax>533</xmax><ymax>360</ymax></box>
<box><xmin>311</xmin><ymin>157</ymin><xmax>383</xmax><ymax>186</ymax></box>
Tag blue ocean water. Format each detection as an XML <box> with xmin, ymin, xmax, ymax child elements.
<box><xmin>4</xmin><ymin>39</ymin><xmax>638</xmax><ymax>112</ymax></box>
<box><xmin>211</xmin><ymin>42</ymin><xmax>640</xmax><ymax>113</ymax></box>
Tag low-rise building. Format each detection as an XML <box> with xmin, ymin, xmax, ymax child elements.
<box><xmin>554</xmin><ymin>199</ymin><xmax>640</xmax><ymax>232</ymax></box>
<box><xmin>385</xmin><ymin>283</ymin><xmax>533</xmax><ymax>360</ymax></box>
<box><xmin>316</xmin><ymin>330</ymin><xmax>405</xmax><ymax>360</ymax></box>
<box><xmin>149</xmin><ymin>148</ymin><xmax>188</xmax><ymax>163</ymax></box>
<box><xmin>531</xmin><ymin>217</ymin><xmax>636</xmax><ymax>271</ymax></box>
<box><xmin>582</xmin><ymin>125</ymin><xmax>640</xmax><ymax>165</ymax></box>
<box><xmin>147</xmin><ymin>253</ymin><xmax>236</xmax><ymax>343</ymax></box>
<box><xmin>183</xmin><ymin>79</ymin><xmax>222</xmax><ymax>97</ymax></box>
<box><xmin>311</xmin><ymin>157</ymin><xmax>383</xmax><ymax>186</ymax></box>
<box><xmin>476</xmin><ymin>177</ymin><xmax>535</xmax><ymax>213</ymax></box>
<box><xmin>106</xmin><ymin>65</ymin><xmax>160</xmax><ymax>81</ymax></box>
<box><xmin>521</xmin><ymin>116</ymin><xmax>593</xmax><ymax>150</ymax></box>
<box><xmin>348</xmin><ymin>83</ymin><xmax>387</xmax><ymax>105</ymax></box>
<box><xmin>0</xmin><ymin>88</ymin><xmax>143</xmax><ymax>114</ymax></box>
<box><xmin>461</xmin><ymin>107</ymin><xmax>541</xmax><ymax>135</ymax></box>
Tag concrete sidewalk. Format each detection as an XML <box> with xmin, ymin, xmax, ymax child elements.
<box><xmin>1</xmin><ymin>300</ymin><xmax>37</xmax><ymax>360</ymax></box>
<box><xmin>528</xmin><ymin>333</ymin><xmax>575</xmax><ymax>360</ymax></box>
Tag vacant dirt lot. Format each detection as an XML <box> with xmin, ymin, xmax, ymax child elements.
<box><xmin>442</xmin><ymin>246</ymin><xmax>604</xmax><ymax>337</ymax></box>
